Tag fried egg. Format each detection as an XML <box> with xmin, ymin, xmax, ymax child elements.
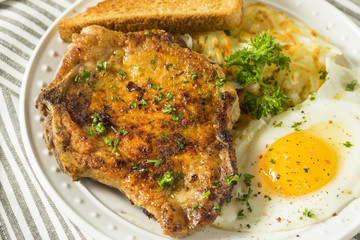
<box><xmin>213</xmin><ymin>59</ymin><xmax>360</xmax><ymax>232</ymax></box>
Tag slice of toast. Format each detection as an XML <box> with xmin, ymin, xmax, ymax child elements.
<box><xmin>59</xmin><ymin>0</ymin><xmax>243</xmax><ymax>42</ymax></box>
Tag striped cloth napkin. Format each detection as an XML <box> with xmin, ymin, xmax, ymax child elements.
<box><xmin>0</xmin><ymin>0</ymin><xmax>359</xmax><ymax>239</ymax></box>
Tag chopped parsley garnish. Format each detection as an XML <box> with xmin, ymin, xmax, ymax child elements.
<box><xmin>274</xmin><ymin>121</ymin><xmax>283</xmax><ymax>127</ymax></box>
<box><xmin>74</xmin><ymin>70</ymin><xmax>91</xmax><ymax>83</ymax></box>
<box><xmin>224</xmin><ymin>30</ymin><xmax>231</xmax><ymax>36</ymax></box>
<box><xmin>87</xmin><ymin>129</ymin><xmax>94</xmax><ymax>137</ymax></box>
<box><xmin>128</xmin><ymin>102</ymin><xmax>137</xmax><ymax>108</ymax></box>
<box><xmin>319</xmin><ymin>68</ymin><xmax>328</xmax><ymax>80</ymax></box>
<box><xmin>131</xmin><ymin>163</ymin><xmax>138</xmax><ymax>170</ymax></box>
<box><xmin>218</xmin><ymin>91</ymin><xmax>223</xmax><ymax>96</ymax></box>
<box><xmin>140</xmin><ymin>99</ymin><xmax>148</xmax><ymax>105</ymax></box>
<box><xmin>134</xmin><ymin>65</ymin><xmax>140</xmax><ymax>71</ymax></box>
<box><xmin>346</xmin><ymin>80</ymin><xmax>357</xmax><ymax>91</ymax></box>
<box><xmin>270</xmin><ymin>158</ymin><xmax>276</xmax><ymax>164</ymax></box>
<box><xmin>343</xmin><ymin>141</ymin><xmax>353</xmax><ymax>148</ymax></box>
<box><xmin>144</xmin><ymin>31</ymin><xmax>150</xmax><ymax>35</ymax></box>
<box><xmin>110</xmin><ymin>83</ymin><xmax>116</xmax><ymax>89</ymax></box>
<box><xmin>201</xmin><ymin>190</ymin><xmax>211</xmax><ymax>199</ymax></box>
<box><xmin>237</xmin><ymin>209</ymin><xmax>245</xmax><ymax>217</ymax></box>
<box><xmin>162</xmin><ymin>103</ymin><xmax>174</xmax><ymax>114</ymax></box>
<box><xmin>149</xmin><ymin>83</ymin><xmax>162</xmax><ymax>90</ymax></box>
<box><xmin>225</xmin><ymin>174</ymin><xmax>241</xmax><ymax>185</ymax></box>
<box><xmin>191</xmin><ymin>72</ymin><xmax>198</xmax><ymax>80</ymax></box>
<box><xmin>111</xmin><ymin>126</ymin><xmax>128</xmax><ymax>135</ymax></box>
<box><xmin>172</xmin><ymin>112</ymin><xmax>182</xmax><ymax>121</ymax></box>
<box><xmin>192</xmin><ymin>203</ymin><xmax>204</xmax><ymax>211</ymax></box>
<box><xmin>291</xmin><ymin>121</ymin><xmax>304</xmax><ymax>131</ymax></box>
<box><xmin>103</xmin><ymin>137</ymin><xmax>113</xmax><ymax>146</ymax></box>
<box><xmin>118</xmin><ymin>129</ymin><xmax>128</xmax><ymax>136</ymax></box>
<box><xmin>93</xmin><ymin>122</ymin><xmax>106</xmax><ymax>135</ymax></box>
<box><xmin>158</xmin><ymin>171</ymin><xmax>181</xmax><ymax>188</ymax></box>
<box><xmin>225</xmin><ymin>32</ymin><xmax>291</xmax><ymax>119</ymax></box>
<box><xmin>166</xmin><ymin>93</ymin><xmax>174</xmax><ymax>100</ymax></box>
<box><xmin>175</xmin><ymin>139</ymin><xmax>184</xmax><ymax>149</ymax></box>
<box><xmin>216</xmin><ymin>76</ymin><xmax>226</xmax><ymax>88</ymax></box>
<box><xmin>161</xmin><ymin>132</ymin><xmax>167</xmax><ymax>139</ymax></box>
<box><xmin>112</xmin><ymin>139</ymin><xmax>119</xmax><ymax>152</ymax></box>
<box><xmin>213</xmin><ymin>202</ymin><xmax>221</xmax><ymax>214</ymax></box>
<box><xmin>145</xmin><ymin>159</ymin><xmax>164</xmax><ymax>166</ymax></box>
<box><xmin>112</xmin><ymin>96</ymin><xmax>118</xmax><ymax>101</ymax></box>
<box><xmin>150</xmin><ymin>59</ymin><xmax>156</xmax><ymax>64</ymax></box>
<box><xmin>97</xmin><ymin>61</ymin><xmax>108</xmax><ymax>71</ymax></box>
<box><xmin>236</xmin><ymin>173</ymin><xmax>255</xmax><ymax>212</ymax></box>
<box><xmin>303</xmin><ymin>208</ymin><xmax>315</xmax><ymax>218</ymax></box>
<box><xmin>118</xmin><ymin>68</ymin><xmax>127</xmax><ymax>78</ymax></box>
<box><xmin>157</xmin><ymin>92</ymin><xmax>164</xmax><ymax>100</ymax></box>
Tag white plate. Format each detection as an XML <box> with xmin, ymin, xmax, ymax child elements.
<box><xmin>20</xmin><ymin>0</ymin><xmax>360</xmax><ymax>239</ymax></box>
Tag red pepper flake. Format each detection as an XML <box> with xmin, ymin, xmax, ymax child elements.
<box><xmin>325</xmin><ymin>159</ymin><xmax>331</xmax><ymax>164</ymax></box>
<box><xmin>276</xmin><ymin>217</ymin><xmax>281</xmax><ymax>222</ymax></box>
<box><xmin>289</xmin><ymin>202</ymin><xmax>293</xmax><ymax>205</ymax></box>
<box><xmin>314</xmin><ymin>177</ymin><xmax>319</xmax><ymax>182</ymax></box>
<box><xmin>332</xmin><ymin>212</ymin><xmax>338</xmax><ymax>217</ymax></box>
<box><xmin>181</xmin><ymin>119</ymin><xmax>187</xmax><ymax>126</ymax></box>
<box><xmin>259</xmin><ymin>155</ymin><xmax>263</xmax><ymax>159</ymax></box>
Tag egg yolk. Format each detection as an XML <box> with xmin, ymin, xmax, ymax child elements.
<box><xmin>260</xmin><ymin>132</ymin><xmax>336</xmax><ymax>196</ymax></box>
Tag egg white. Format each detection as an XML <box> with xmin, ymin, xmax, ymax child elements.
<box><xmin>214</xmin><ymin>59</ymin><xmax>360</xmax><ymax>232</ymax></box>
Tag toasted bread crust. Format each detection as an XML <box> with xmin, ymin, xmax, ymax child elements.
<box><xmin>59</xmin><ymin>0</ymin><xmax>243</xmax><ymax>42</ymax></box>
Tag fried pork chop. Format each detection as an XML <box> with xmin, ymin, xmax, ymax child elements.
<box><xmin>36</xmin><ymin>25</ymin><xmax>240</xmax><ymax>238</ymax></box>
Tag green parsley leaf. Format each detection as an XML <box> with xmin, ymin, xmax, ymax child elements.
<box><xmin>87</xmin><ymin>129</ymin><xmax>94</xmax><ymax>137</ymax></box>
<box><xmin>243</xmin><ymin>86</ymin><xmax>289</xmax><ymax>120</ymax></box>
<box><xmin>346</xmin><ymin>80</ymin><xmax>357</xmax><ymax>91</ymax></box>
<box><xmin>134</xmin><ymin>65</ymin><xmax>140</xmax><ymax>71</ymax></box>
<box><xmin>97</xmin><ymin>61</ymin><xmax>108</xmax><ymax>72</ymax></box>
<box><xmin>243</xmin><ymin>173</ymin><xmax>255</xmax><ymax>187</ymax></box>
<box><xmin>343</xmin><ymin>141</ymin><xmax>353</xmax><ymax>148</ymax></box>
<box><xmin>216</xmin><ymin>76</ymin><xmax>226</xmax><ymax>88</ymax></box>
<box><xmin>175</xmin><ymin>139</ymin><xmax>184</xmax><ymax>149</ymax></box>
<box><xmin>118</xmin><ymin>68</ymin><xmax>127</xmax><ymax>78</ymax></box>
<box><xmin>225</xmin><ymin>174</ymin><xmax>241</xmax><ymax>185</ymax></box>
<box><xmin>274</xmin><ymin>121</ymin><xmax>283</xmax><ymax>127</ymax></box>
<box><xmin>112</xmin><ymin>139</ymin><xmax>119</xmax><ymax>152</ymax></box>
<box><xmin>162</xmin><ymin>103</ymin><xmax>174</xmax><ymax>114</ymax></box>
<box><xmin>140</xmin><ymin>99</ymin><xmax>147</xmax><ymax>105</ymax></box>
<box><xmin>149</xmin><ymin>83</ymin><xmax>162</xmax><ymax>90</ymax></box>
<box><xmin>201</xmin><ymin>190</ymin><xmax>211</xmax><ymax>199</ymax></box>
<box><xmin>172</xmin><ymin>112</ymin><xmax>182</xmax><ymax>121</ymax></box>
<box><xmin>158</xmin><ymin>171</ymin><xmax>175</xmax><ymax>188</ymax></box>
<box><xmin>166</xmin><ymin>93</ymin><xmax>174</xmax><ymax>100</ymax></box>
<box><xmin>319</xmin><ymin>68</ymin><xmax>328</xmax><ymax>80</ymax></box>
<box><xmin>157</xmin><ymin>92</ymin><xmax>164</xmax><ymax>100</ymax></box>
<box><xmin>74</xmin><ymin>70</ymin><xmax>91</xmax><ymax>83</ymax></box>
<box><xmin>291</xmin><ymin>121</ymin><xmax>304</xmax><ymax>131</ymax></box>
<box><xmin>237</xmin><ymin>209</ymin><xmax>245</xmax><ymax>217</ymax></box>
<box><xmin>131</xmin><ymin>163</ymin><xmax>138</xmax><ymax>170</ymax></box>
<box><xmin>144</xmin><ymin>31</ymin><xmax>150</xmax><ymax>35</ymax></box>
<box><xmin>103</xmin><ymin>137</ymin><xmax>113</xmax><ymax>146</ymax></box>
<box><xmin>225</xmin><ymin>32</ymin><xmax>291</xmax><ymax>119</ymax></box>
<box><xmin>213</xmin><ymin>202</ymin><xmax>221</xmax><ymax>214</ymax></box>
<box><xmin>93</xmin><ymin>122</ymin><xmax>106</xmax><ymax>135</ymax></box>
<box><xmin>119</xmin><ymin>129</ymin><xmax>128</xmax><ymax>135</ymax></box>
<box><xmin>303</xmin><ymin>208</ymin><xmax>315</xmax><ymax>218</ymax></box>
<box><xmin>191</xmin><ymin>72</ymin><xmax>198</xmax><ymax>80</ymax></box>
<box><xmin>128</xmin><ymin>102</ymin><xmax>137</xmax><ymax>108</ymax></box>
<box><xmin>150</xmin><ymin>59</ymin><xmax>156</xmax><ymax>64</ymax></box>
<box><xmin>145</xmin><ymin>159</ymin><xmax>164</xmax><ymax>166</ymax></box>
<box><xmin>161</xmin><ymin>132</ymin><xmax>167</xmax><ymax>139</ymax></box>
<box><xmin>270</xmin><ymin>158</ymin><xmax>276</xmax><ymax>164</ymax></box>
<box><xmin>224</xmin><ymin>30</ymin><xmax>231</xmax><ymax>36</ymax></box>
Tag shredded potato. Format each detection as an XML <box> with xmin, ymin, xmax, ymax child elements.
<box><xmin>182</xmin><ymin>2</ymin><xmax>341</xmax><ymax>106</ymax></box>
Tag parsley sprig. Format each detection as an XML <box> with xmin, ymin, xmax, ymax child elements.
<box><xmin>225</xmin><ymin>32</ymin><xmax>291</xmax><ymax>119</ymax></box>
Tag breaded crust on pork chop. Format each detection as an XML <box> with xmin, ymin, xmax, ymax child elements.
<box><xmin>36</xmin><ymin>26</ymin><xmax>240</xmax><ymax>238</ymax></box>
